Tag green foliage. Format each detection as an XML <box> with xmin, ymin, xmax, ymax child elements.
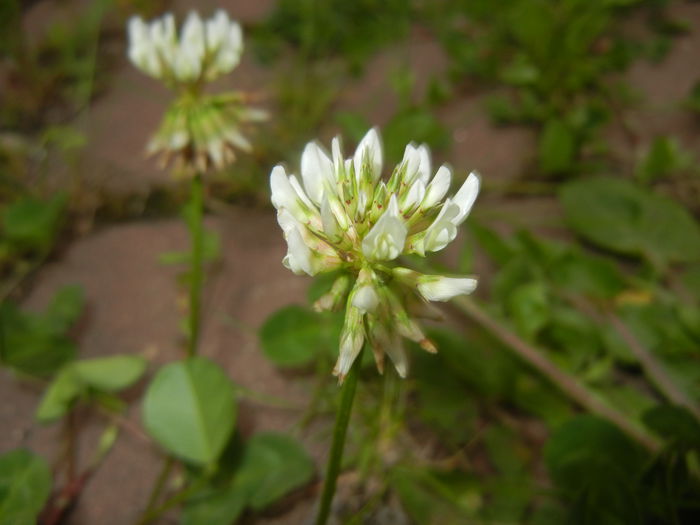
<box><xmin>253</xmin><ymin>0</ymin><xmax>411</xmax><ymax>70</ymax></box>
<box><xmin>37</xmin><ymin>355</ymin><xmax>147</xmax><ymax>422</ymax></box>
<box><xmin>260</xmin><ymin>305</ymin><xmax>341</xmax><ymax>367</ymax></box>
<box><xmin>182</xmin><ymin>432</ymin><xmax>314</xmax><ymax>524</ymax></box>
<box><xmin>636</xmin><ymin>136</ymin><xmax>694</xmax><ymax>184</ymax></box>
<box><xmin>0</xmin><ymin>449</ymin><xmax>52</xmax><ymax>525</ymax></box>
<box><xmin>560</xmin><ymin>177</ymin><xmax>700</xmax><ymax>266</ymax></box>
<box><xmin>142</xmin><ymin>357</ymin><xmax>236</xmax><ymax>465</ymax></box>
<box><xmin>431</xmin><ymin>0</ymin><xmax>671</xmax><ymax>177</ymax></box>
<box><xmin>545</xmin><ymin>415</ymin><xmax>646</xmax><ymax>523</ymax></box>
<box><xmin>1</xmin><ymin>193</ymin><xmax>67</xmax><ymax>254</ymax></box>
<box><xmin>0</xmin><ymin>285</ymin><xmax>84</xmax><ymax>376</ymax></box>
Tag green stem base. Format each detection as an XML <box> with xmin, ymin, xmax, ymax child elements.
<box><xmin>315</xmin><ymin>351</ymin><xmax>362</xmax><ymax>525</ymax></box>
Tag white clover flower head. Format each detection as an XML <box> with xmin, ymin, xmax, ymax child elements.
<box><xmin>270</xmin><ymin>128</ymin><xmax>480</xmax><ymax>382</ymax></box>
<box><xmin>126</xmin><ymin>11</ymin><xmax>265</xmax><ymax>173</ymax></box>
<box><xmin>127</xmin><ymin>10</ymin><xmax>243</xmax><ymax>86</ymax></box>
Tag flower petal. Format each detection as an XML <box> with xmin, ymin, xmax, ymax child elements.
<box><xmin>422</xmin><ymin>164</ymin><xmax>451</xmax><ymax>209</ymax></box>
<box><xmin>301</xmin><ymin>141</ymin><xmax>333</xmax><ymax>204</ymax></box>
<box><xmin>417</xmin><ymin>276</ymin><xmax>478</xmax><ymax>302</ymax></box>
<box><xmin>353</xmin><ymin>128</ymin><xmax>383</xmax><ymax>182</ymax></box>
<box><xmin>361</xmin><ymin>195</ymin><xmax>407</xmax><ymax>261</ymax></box>
<box><xmin>452</xmin><ymin>171</ymin><xmax>480</xmax><ymax>225</ymax></box>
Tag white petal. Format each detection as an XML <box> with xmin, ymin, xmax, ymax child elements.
<box><xmin>423</xmin><ymin>199</ymin><xmax>460</xmax><ymax>252</ymax></box>
<box><xmin>385</xmin><ymin>343</ymin><xmax>408</xmax><ymax>378</ymax></box>
<box><xmin>401</xmin><ymin>179</ymin><xmax>425</xmax><ymax>212</ymax></box>
<box><xmin>270</xmin><ymin>165</ymin><xmax>304</xmax><ymax>219</ymax></box>
<box><xmin>331</xmin><ymin>136</ymin><xmax>344</xmax><ymax>171</ymax></box>
<box><xmin>301</xmin><ymin>141</ymin><xmax>333</xmax><ymax>204</ymax></box>
<box><xmin>281</xmin><ymin>219</ymin><xmax>314</xmax><ymax>276</ymax></box>
<box><xmin>423</xmin><ymin>165</ymin><xmax>452</xmax><ymax>209</ymax></box>
<box><xmin>418</xmin><ymin>276</ymin><xmax>478</xmax><ymax>302</ymax></box>
<box><xmin>320</xmin><ymin>197</ymin><xmax>339</xmax><ymax>238</ymax></box>
<box><xmin>289</xmin><ymin>175</ymin><xmax>315</xmax><ymax>209</ymax></box>
<box><xmin>400</xmin><ymin>144</ymin><xmax>421</xmax><ymax>183</ymax></box>
<box><xmin>353</xmin><ymin>128</ymin><xmax>383</xmax><ymax>182</ymax></box>
<box><xmin>351</xmin><ymin>285</ymin><xmax>379</xmax><ymax>313</ymax></box>
<box><xmin>417</xmin><ymin>144</ymin><xmax>432</xmax><ymax>184</ymax></box>
<box><xmin>205</xmin><ymin>10</ymin><xmax>228</xmax><ymax>51</ymax></box>
<box><xmin>361</xmin><ymin>195</ymin><xmax>407</xmax><ymax>261</ymax></box>
<box><xmin>452</xmin><ymin>171</ymin><xmax>480</xmax><ymax>225</ymax></box>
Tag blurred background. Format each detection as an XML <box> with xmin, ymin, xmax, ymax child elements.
<box><xmin>2</xmin><ymin>0</ymin><xmax>700</xmax><ymax>523</ymax></box>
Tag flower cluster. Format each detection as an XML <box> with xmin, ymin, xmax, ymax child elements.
<box><xmin>127</xmin><ymin>11</ymin><xmax>265</xmax><ymax>173</ymax></box>
<box><xmin>271</xmin><ymin>128</ymin><xmax>479</xmax><ymax>381</ymax></box>
<box><xmin>128</xmin><ymin>10</ymin><xmax>243</xmax><ymax>86</ymax></box>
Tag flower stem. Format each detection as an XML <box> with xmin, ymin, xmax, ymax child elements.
<box><xmin>187</xmin><ymin>173</ymin><xmax>205</xmax><ymax>358</ymax></box>
<box><xmin>315</xmin><ymin>349</ymin><xmax>363</xmax><ymax>525</ymax></box>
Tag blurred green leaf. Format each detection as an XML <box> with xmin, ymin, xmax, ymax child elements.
<box><xmin>260</xmin><ymin>305</ymin><xmax>338</xmax><ymax>367</ymax></box>
<box><xmin>539</xmin><ymin>119</ymin><xmax>576</xmax><ymax>175</ymax></box>
<box><xmin>546</xmin><ymin>414</ymin><xmax>645</xmax><ymax>486</ymax></box>
<box><xmin>36</xmin><ymin>367</ymin><xmax>83</xmax><ymax>422</ymax></box>
<box><xmin>507</xmin><ymin>281</ymin><xmax>549</xmax><ymax>339</ymax></box>
<box><xmin>0</xmin><ymin>286</ymin><xmax>83</xmax><ymax>376</ymax></box>
<box><xmin>0</xmin><ymin>449</ymin><xmax>52</xmax><ymax>525</ymax></box>
<box><xmin>143</xmin><ymin>357</ymin><xmax>236</xmax><ymax>465</ymax></box>
<box><xmin>384</xmin><ymin>108</ymin><xmax>450</xmax><ymax>163</ymax></box>
<box><xmin>238</xmin><ymin>433</ymin><xmax>314</xmax><ymax>510</ymax></box>
<box><xmin>636</xmin><ymin>136</ymin><xmax>692</xmax><ymax>183</ymax></box>
<box><xmin>73</xmin><ymin>355</ymin><xmax>147</xmax><ymax>392</ymax></box>
<box><xmin>560</xmin><ymin>177</ymin><xmax>700</xmax><ymax>265</ymax></box>
<box><xmin>642</xmin><ymin>405</ymin><xmax>700</xmax><ymax>448</ymax></box>
<box><xmin>36</xmin><ymin>355</ymin><xmax>147</xmax><ymax>423</ymax></box>
<box><xmin>2</xmin><ymin>194</ymin><xmax>67</xmax><ymax>251</ymax></box>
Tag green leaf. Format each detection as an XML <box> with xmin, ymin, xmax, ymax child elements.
<box><xmin>236</xmin><ymin>433</ymin><xmax>314</xmax><ymax>510</ymax></box>
<box><xmin>260</xmin><ymin>305</ymin><xmax>331</xmax><ymax>367</ymax></box>
<box><xmin>642</xmin><ymin>405</ymin><xmax>700</xmax><ymax>448</ymax></box>
<box><xmin>0</xmin><ymin>449</ymin><xmax>52</xmax><ymax>525</ymax></box>
<box><xmin>507</xmin><ymin>281</ymin><xmax>549</xmax><ymax>339</ymax></box>
<box><xmin>36</xmin><ymin>367</ymin><xmax>83</xmax><ymax>422</ymax></box>
<box><xmin>182</xmin><ymin>485</ymin><xmax>247</xmax><ymax>525</ymax></box>
<box><xmin>142</xmin><ymin>357</ymin><xmax>236</xmax><ymax>465</ymax></box>
<box><xmin>560</xmin><ymin>177</ymin><xmax>700</xmax><ymax>265</ymax></box>
<box><xmin>73</xmin><ymin>355</ymin><xmax>147</xmax><ymax>391</ymax></box>
<box><xmin>0</xmin><ymin>286</ymin><xmax>82</xmax><ymax>377</ymax></box>
<box><xmin>545</xmin><ymin>415</ymin><xmax>645</xmax><ymax>491</ymax></box>
<box><xmin>545</xmin><ymin>416</ymin><xmax>648</xmax><ymax>523</ymax></box>
<box><xmin>539</xmin><ymin>119</ymin><xmax>576</xmax><ymax>175</ymax></box>
<box><xmin>45</xmin><ymin>285</ymin><xmax>84</xmax><ymax>332</ymax></box>
<box><xmin>636</xmin><ymin>136</ymin><xmax>691</xmax><ymax>184</ymax></box>
<box><xmin>2</xmin><ymin>194</ymin><xmax>67</xmax><ymax>251</ymax></box>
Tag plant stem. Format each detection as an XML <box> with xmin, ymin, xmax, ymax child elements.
<box><xmin>187</xmin><ymin>173</ymin><xmax>205</xmax><ymax>358</ymax></box>
<box><xmin>141</xmin><ymin>456</ymin><xmax>174</xmax><ymax>521</ymax></box>
<box><xmin>315</xmin><ymin>349</ymin><xmax>363</xmax><ymax>525</ymax></box>
<box><xmin>452</xmin><ymin>297</ymin><xmax>661</xmax><ymax>453</ymax></box>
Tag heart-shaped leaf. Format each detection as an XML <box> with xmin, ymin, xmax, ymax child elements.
<box><xmin>142</xmin><ymin>357</ymin><xmax>236</xmax><ymax>465</ymax></box>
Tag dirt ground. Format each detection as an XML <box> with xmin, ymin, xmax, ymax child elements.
<box><xmin>2</xmin><ymin>1</ymin><xmax>700</xmax><ymax>524</ymax></box>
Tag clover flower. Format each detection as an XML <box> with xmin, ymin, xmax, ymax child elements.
<box><xmin>127</xmin><ymin>10</ymin><xmax>265</xmax><ymax>172</ymax></box>
<box><xmin>270</xmin><ymin>128</ymin><xmax>480</xmax><ymax>381</ymax></box>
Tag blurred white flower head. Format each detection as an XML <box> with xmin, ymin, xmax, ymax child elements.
<box><xmin>127</xmin><ymin>10</ymin><xmax>243</xmax><ymax>85</ymax></box>
<box><xmin>271</xmin><ymin>128</ymin><xmax>480</xmax><ymax>381</ymax></box>
<box><xmin>126</xmin><ymin>10</ymin><xmax>265</xmax><ymax>173</ymax></box>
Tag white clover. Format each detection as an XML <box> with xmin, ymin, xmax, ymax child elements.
<box><xmin>271</xmin><ymin>128</ymin><xmax>480</xmax><ymax>381</ymax></box>
<box><xmin>127</xmin><ymin>10</ymin><xmax>243</xmax><ymax>85</ymax></box>
<box><xmin>127</xmin><ymin>10</ymin><xmax>265</xmax><ymax>173</ymax></box>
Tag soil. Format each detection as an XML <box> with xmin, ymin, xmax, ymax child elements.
<box><xmin>2</xmin><ymin>0</ymin><xmax>700</xmax><ymax>524</ymax></box>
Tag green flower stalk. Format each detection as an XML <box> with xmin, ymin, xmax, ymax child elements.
<box><xmin>127</xmin><ymin>10</ymin><xmax>265</xmax><ymax>173</ymax></box>
<box><xmin>271</xmin><ymin>128</ymin><xmax>480</xmax><ymax>383</ymax></box>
